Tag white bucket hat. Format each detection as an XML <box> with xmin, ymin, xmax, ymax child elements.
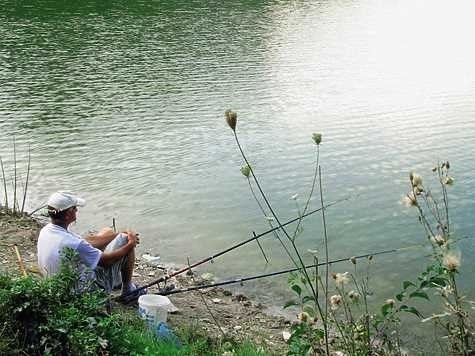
<box><xmin>47</xmin><ymin>191</ymin><xmax>86</xmax><ymax>212</ymax></box>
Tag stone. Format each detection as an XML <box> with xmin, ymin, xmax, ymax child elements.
<box><xmin>201</xmin><ymin>272</ymin><xmax>214</xmax><ymax>281</ymax></box>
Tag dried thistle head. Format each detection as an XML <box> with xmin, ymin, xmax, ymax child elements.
<box><xmin>430</xmin><ymin>234</ymin><xmax>446</xmax><ymax>247</ymax></box>
<box><xmin>224</xmin><ymin>110</ymin><xmax>237</xmax><ymax>131</ymax></box>
<box><xmin>334</xmin><ymin>272</ymin><xmax>350</xmax><ymax>287</ymax></box>
<box><xmin>403</xmin><ymin>192</ymin><xmax>417</xmax><ymax>208</ymax></box>
<box><xmin>444</xmin><ymin>176</ymin><xmax>454</xmax><ymax>186</ymax></box>
<box><xmin>297</xmin><ymin>311</ymin><xmax>310</xmax><ymax>323</ymax></box>
<box><xmin>443</xmin><ymin>251</ymin><xmax>461</xmax><ymax>272</ymax></box>
<box><xmin>348</xmin><ymin>290</ymin><xmax>360</xmax><ymax>302</ymax></box>
<box><xmin>410</xmin><ymin>173</ymin><xmax>423</xmax><ymax>188</ymax></box>
<box><xmin>349</xmin><ymin>256</ymin><xmax>357</xmax><ymax>265</ymax></box>
<box><xmin>330</xmin><ymin>294</ymin><xmax>342</xmax><ymax>309</ymax></box>
<box><xmin>385</xmin><ymin>299</ymin><xmax>396</xmax><ymax>307</ymax></box>
<box><xmin>312</xmin><ymin>133</ymin><xmax>322</xmax><ymax>145</ymax></box>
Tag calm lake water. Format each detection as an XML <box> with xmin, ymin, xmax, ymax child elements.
<box><xmin>1</xmin><ymin>0</ymin><xmax>475</xmax><ymax>333</ymax></box>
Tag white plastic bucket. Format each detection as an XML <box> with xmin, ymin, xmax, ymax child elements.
<box><xmin>138</xmin><ymin>295</ymin><xmax>170</xmax><ymax>328</ymax></box>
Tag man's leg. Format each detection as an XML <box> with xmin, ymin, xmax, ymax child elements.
<box><xmin>95</xmin><ymin>233</ymin><xmax>140</xmax><ymax>295</ymax></box>
<box><xmin>121</xmin><ymin>248</ymin><xmax>135</xmax><ymax>294</ymax></box>
<box><xmin>84</xmin><ymin>228</ymin><xmax>117</xmax><ymax>251</ymax></box>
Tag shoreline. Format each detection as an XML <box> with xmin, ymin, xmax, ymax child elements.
<box><xmin>0</xmin><ymin>209</ymin><xmax>290</xmax><ymax>353</ymax></box>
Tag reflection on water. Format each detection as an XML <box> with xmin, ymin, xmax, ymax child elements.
<box><xmin>1</xmin><ymin>0</ymin><xmax>475</xmax><ymax>342</ymax></box>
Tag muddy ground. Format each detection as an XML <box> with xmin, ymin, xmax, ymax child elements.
<box><xmin>0</xmin><ymin>209</ymin><xmax>291</xmax><ymax>354</ymax></box>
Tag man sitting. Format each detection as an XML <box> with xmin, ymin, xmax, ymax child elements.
<box><xmin>37</xmin><ymin>191</ymin><xmax>145</xmax><ymax>298</ymax></box>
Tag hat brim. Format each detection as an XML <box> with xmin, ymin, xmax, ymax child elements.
<box><xmin>75</xmin><ymin>197</ymin><xmax>86</xmax><ymax>207</ymax></box>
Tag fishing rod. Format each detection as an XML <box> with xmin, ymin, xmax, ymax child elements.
<box><xmin>120</xmin><ymin>196</ymin><xmax>352</xmax><ymax>300</ymax></box>
<box><xmin>160</xmin><ymin>235</ymin><xmax>474</xmax><ymax>296</ymax></box>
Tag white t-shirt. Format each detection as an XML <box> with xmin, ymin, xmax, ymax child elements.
<box><xmin>37</xmin><ymin>223</ymin><xmax>102</xmax><ymax>278</ymax></box>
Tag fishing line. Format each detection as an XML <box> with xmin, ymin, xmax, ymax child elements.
<box><xmin>159</xmin><ymin>235</ymin><xmax>474</xmax><ymax>296</ymax></box>
<box><xmin>119</xmin><ymin>195</ymin><xmax>353</xmax><ymax>300</ymax></box>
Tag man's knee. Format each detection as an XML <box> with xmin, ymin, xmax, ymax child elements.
<box><xmin>104</xmin><ymin>233</ymin><xmax>129</xmax><ymax>252</ymax></box>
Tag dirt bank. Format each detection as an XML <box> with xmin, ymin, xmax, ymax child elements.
<box><xmin>0</xmin><ymin>209</ymin><xmax>290</xmax><ymax>353</ymax></box>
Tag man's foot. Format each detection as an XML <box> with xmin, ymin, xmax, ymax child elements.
<box><xmin>121</xmin><ymin>283</ymin><xmax>147</xmax><ymax>299</ymax></box>
<box><xmin>158</xmin><ymin>284</ymin><xmax>175</xmax><ymax>295</ymax></box>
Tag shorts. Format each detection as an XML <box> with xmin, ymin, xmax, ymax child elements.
<box><xmin>94</xmin><ymin>233</ymin><xmax>129</xmax><ymax>292</ymax></box>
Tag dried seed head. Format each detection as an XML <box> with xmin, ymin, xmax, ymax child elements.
<box><xmin>411</xmin><ymin>173</ymin><xmax>423</xmax><ymax>187</ymax></box>
<box><xmin>348</xmin><ymin>290</ymin><xmax>360</xmax><ymax>301</ymax></box>
<box><xmin>430</xmin><ymin>234</ymin><xmax>446</xmax><ymax>246</ymax></box>
<box><xmin>385</xmin><ymin>299</ymin><xmax>396</xmax><ymax>307</ymax></box>
<box><xmin>414</xmin><ymin>185</ymin><xmax>423</xmax><ymax>195</ymax></box>
<box><xmin>403</xmin><ymin>192</ymin><xmax>417</xmax><ymax>208</ymax></box>
<box><xmin>444</xmin><ymin>176</ymin><xmax>454</xmax><ymax>186</ymax></box>
<box><xmin>312</xmin><ymin>133</ymin><xmax>322</xmax><ymax>145</ymax></box>
<box><xmin>368</xmin><ymin>255</ymin><xmax>373</xmax><ymax>261</ymax></box>
<box><xmin>349</xmin><ymin>256</ymin><xmax>357</xmax><ymax>265</ymax></box>
<box><xmin>432</xmin><ymin>166</ymin><xmax>438</xmax><ymax>172</ymax></box>
<box><xmin>297</xmin><ymin>312</ymin><xmax>310</xmax><ymax>323</ymax></box>
<box><xmin>443</xmin><ymin>251</ymin><xmax>461</xmax><ymax>272</ymax></box>
<box><xmin>240</xmin><ymin>165</ymin><xmax>251</xmax><ymax>178</ymax></box>
<box><xmin>445</xmin><ymin>161</ymin><xmax>450</xmax><ymax>169</ymax></box>
<box><xmin>224</xmin><ymin>110</ymin><xmax>237</xmax><ymax>131</ymax></box>
<box><xmin>330</xmin><ymin>294</ymin><xmax>342</xmax><ymax>308</ymax></box>
<box><xmin>334</xmin><ymin>272</ymin><xmax>350</xmax><ymax>286</ymax></box>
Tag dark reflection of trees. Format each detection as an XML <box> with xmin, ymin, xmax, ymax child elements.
<box><xmin>1</xmin><ymin>0</ymin><xmax>280</xmax><ymax>132</ymax></box>
<box><xmin>3</xmin><ymin>0</ymin><xmax>271</xmax><ymax>18</ymax></box>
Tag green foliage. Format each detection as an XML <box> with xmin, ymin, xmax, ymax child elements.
<box><xmin>0</xmin><ymin>249</ymin><xmax>270</xmax><ymax>355</ymax></box>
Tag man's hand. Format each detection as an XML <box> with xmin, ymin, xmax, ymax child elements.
<box><xmin>125</xmin><ymin>230</ymin><xmax>139</xmax><ymax>247</ymax></box>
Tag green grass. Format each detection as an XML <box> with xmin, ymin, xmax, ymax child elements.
<box><xmin>0</xmin><ymin>249</ymin><xmax>272</xmax><ymax>355</ymax></box>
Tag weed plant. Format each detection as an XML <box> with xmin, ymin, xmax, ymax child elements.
<box><xmin>225</xmin><ymin>110</ymin><xmax>474</xmax><ymax>355</ymax></box>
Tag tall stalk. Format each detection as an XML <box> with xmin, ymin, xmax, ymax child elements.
<box><xmin>292</xmin><ymin>144</ymin><xmax>320</xmax><ymax>239</ymax></box>
<box><xmin>245</xmin><ymin>174</ymin><xmax>298</xmax><ymax>267</ymax></box>
<box><xmin>232</xmin><ymin>129</ymin><xmax>319</xmax><ymax>297</ymax></box>
<box><xmin>318</xmin><ymin>165</ymin><xmax>330</xmax><ymax>355</ymax></box>
<box><xmin>0</xmin><ymin>156</ymin><xmax>8</xmax><ymax>210</ymax></box>
<box><xmin>225</xmin><ymin>111</ymin><xmax>328</xmax><ymax>353</ymax></box>
<box><xmin>13</xmin><ymin>136</ymin><xmax>17</xmax><ymax>214</ymax></box>
<box><xmin>21</xmin><ymin>144</ymin><xmax>31</xmax><ymax>214</ymax></box>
